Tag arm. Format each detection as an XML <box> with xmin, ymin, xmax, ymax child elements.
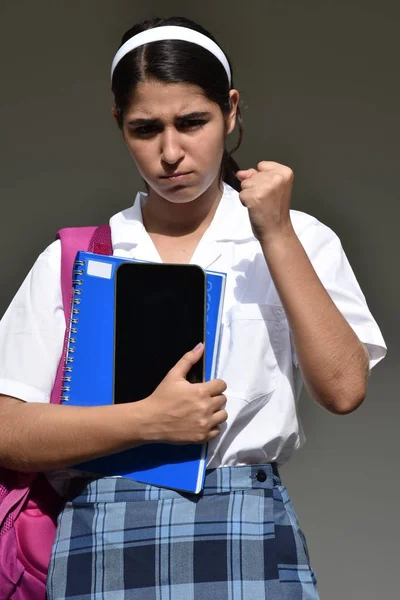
<box><xmin>0</xmin><ymin>245</ymin><xmax>227</xmax><ymax>473</ymax></box>
<box><xmin>259</xmin><ymin>226</ymin><xmax>369</xmax><ymax>414</ymax></box>
<box><xmin>237</xmin><ymin>162</ymin><xmax>369</xmax><ymax>414</ymax></box>
<box><xmin>0</xmin><ymin>395</ymin><xmax>150</xmax><ymax>471</ymax></box>
<box><xmin>0</xmin><ymin>345</ymin><xmax>227</xmax><ymax>472</ymax></box>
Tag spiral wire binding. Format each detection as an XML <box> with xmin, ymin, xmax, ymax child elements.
<box><xmin>61</xmin><ymin>259</ymin><xmax>85</xmax><ymax>402</ymax></box>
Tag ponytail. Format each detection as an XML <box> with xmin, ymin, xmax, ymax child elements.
<box><xmin>222</xmin><ymin>151</ymin><xmax>241</xmax><ymax>192</ymax></box>
<box><xmin>221</xmin><ymin>104</ymin><xmax>244</xmax><ymax>193</ymax></box>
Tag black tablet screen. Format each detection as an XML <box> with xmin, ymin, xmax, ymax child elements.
<box><xmin>114</xmin><ymin>262</ymin><xmax>205</xmax><ymax>404</ymax></box>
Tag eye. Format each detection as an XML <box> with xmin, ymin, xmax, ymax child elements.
<box><xmin>133</xmin><ymin>124</ymin><xmax>160</xmax><ymax>137</ymax></box>
<box><xmin>179</xmin><ymin>119</ymin><xmax>207</xmax><ymax>130</ymax></box>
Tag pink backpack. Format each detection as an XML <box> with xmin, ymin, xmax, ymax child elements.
<box><xmin>0</xmin><ymin>225</ymin><xmax>112</xmax><ymax>600</ymax></box>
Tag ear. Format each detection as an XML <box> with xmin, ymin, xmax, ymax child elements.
<box><xmin>226</xmin><ymin>89</ymin><xmax>240</xmax><ymax>135</ymax></box>
<box><xmin>111</xmin><ymin>106</ymin><xmax>119</xmax><ymax>122</ymax></box>
<box><xmin>112</xmin><ymin>106</ymin><xmax>126</xmax><ymax>140</ymax></box>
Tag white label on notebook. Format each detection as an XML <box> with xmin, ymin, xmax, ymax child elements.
<box><xmin>87</xmin><ymin>260</ymin><xmax>113</xmax><ymax>279</ymax></box>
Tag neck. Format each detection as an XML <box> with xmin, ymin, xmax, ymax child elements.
<box><xmin>142</xmin><ymin>177</ymin><xmax>223</xmax><ymax>237</ymax></box>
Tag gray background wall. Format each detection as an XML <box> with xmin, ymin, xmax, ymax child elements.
<box><xmin>1</xmin><ymin>1</ymin><xmax>398</xmax><ymax>598</ymax></box>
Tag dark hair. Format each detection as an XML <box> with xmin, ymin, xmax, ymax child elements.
<box><xmin>111</xmin><ymin>16</ymin><xmax>243</xmax><ymax>192</ymax></box>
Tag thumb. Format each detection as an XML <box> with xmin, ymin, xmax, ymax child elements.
<box><xmin>236</xmin><ymin>168</ymin><xmax>258</xmax><ymax>182</ymax></box>
<box><xmin>170</xmin><ymin>343</ymin><xmax>204</xmax><ymax>379</ymax></box>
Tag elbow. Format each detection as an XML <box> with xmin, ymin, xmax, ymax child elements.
<box><xmin>325</xmin><ymin>381</ymin><xmax>367</xmax><ymax>415</ymax></box>
<box><xmin>330</xmin><ymin>394</ymin><xmax>365</xmax><ymax>415</ymax></box>
<box><xmin>311</xmin><ymin>374</ymin><xmax>367</xmax><ymax>415</ymax></box>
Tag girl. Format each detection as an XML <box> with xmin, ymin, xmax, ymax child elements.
<box><xmin>0</xmin><ymin>15</ymin><xmax>386</xmax><ymax>600</ymax></box>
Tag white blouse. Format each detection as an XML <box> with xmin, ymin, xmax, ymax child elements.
<box><xmin>0</xmin><ymin>184</ymin><xmax>387</xmax><ymax>472</ymax></box>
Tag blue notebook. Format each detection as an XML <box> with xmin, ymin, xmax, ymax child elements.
<box><xmin>62</xmin><ymin>251</ymin><xmax>226</xmax><ymax>493</ymax></box>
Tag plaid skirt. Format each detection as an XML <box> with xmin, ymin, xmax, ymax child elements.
<box><xmin>47</xmin><ymin>464</ymin><xmax>319</xmax><ymax>599</ymax></box>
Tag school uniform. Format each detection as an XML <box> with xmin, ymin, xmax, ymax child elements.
<box><xmin>0</xmin><ymin>183</ymin><xmax>386</xmax><ymax>598</ymax></box>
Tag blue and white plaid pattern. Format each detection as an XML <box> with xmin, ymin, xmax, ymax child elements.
<box><xmin>47</xmin><ymin>464</ymin><xmax>319</xmax><ymax>599</ymax></box>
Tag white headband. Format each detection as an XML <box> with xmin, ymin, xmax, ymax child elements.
<box><xmin>111</xmin><ymin>25</ymin><xmax>232</xmax><ymax>85</ymax></box>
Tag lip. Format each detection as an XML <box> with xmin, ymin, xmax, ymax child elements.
<box><xmin>160</xmin><ymin>171</ymin><xmax>193</xmax><ymax>181</ymax></box>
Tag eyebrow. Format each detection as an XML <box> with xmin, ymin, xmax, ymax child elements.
<box><xmin>127</xmin><ymin>111</ymin><xmax>212</xmax><ymax>127</ymax></box>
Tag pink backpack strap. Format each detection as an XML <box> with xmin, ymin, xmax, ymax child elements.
<box><xmin>57</xmin><ymin>224</ymin><xmax>112</xmax><ymax>319</ymax></box>
<box><xmin>1</xmin><ymin>225</ymin><xmax>112</xmax><ymax>524</ymax></box>
<box><xmin>51</xmin><ymin>224</ymin><xmax>112</xmax><ymax>405</ymax></box>
<box><xmin>0</xmin><ymin>224</ymin><xmax>112</xmax><ymax>599</ymax></box>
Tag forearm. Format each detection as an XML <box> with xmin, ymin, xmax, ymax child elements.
<box><xmin>0</xmin><ymin>349</ymin><xmax>228</xmax><ymax>472</ymax></box>
<box><xmin>260</xmin><ymin>225</ymin><xmax>369</xmax><ymax>414</ymax></box>
<box><xmin>0</xmin><ymin>395</ymin><xmax>151</xmax><ymax>472</ymax></box>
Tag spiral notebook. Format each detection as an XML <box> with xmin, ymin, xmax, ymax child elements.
<box><xmin>62</xmin><ymin>251</ymin><xmax>226</xmax><ymax>493</ymax></box>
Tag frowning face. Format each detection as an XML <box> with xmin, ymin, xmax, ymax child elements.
<box><xmin>119</xmin><ymin>80</ymin><xmax>237</xmax><ymax>204</ymax></box>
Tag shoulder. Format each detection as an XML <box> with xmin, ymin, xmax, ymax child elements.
<box><xmin>31</xmin><ymin>239</ymin><xmax>62</xmax><ymax>278</ymax></box>
<box><xmin>289</xmin><ymin>210</ymin><xmax>346</xmax><ymax>260</ymax></box>
<box><xmin>11</xmin><ymin>240</ymin><xmax>63</xmax><ymax>304</ymax></box>
<box><xmin>290</xmin><ymin>210</ymin><xmax>338</xmax><ymax>243</ymax></box>
<box><xmin>224</xmin><ymin>184</ymin><xmax>341</xmax><ymax>250</ymax></box>
<box><xmin>39</xmin><ymin>238</ymin><xmax>61</xmax><ymax>261</ymax></box>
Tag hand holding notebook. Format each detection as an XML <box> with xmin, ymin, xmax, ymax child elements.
<box><xmin>138</xmin><ymin>343</ymin><xmax>227</xmax><ymax>444</ymax></box>
<box><xmin>63</xmin><ymin>252</ymin><xmax>227</xmax><ymax>492</ymax></box>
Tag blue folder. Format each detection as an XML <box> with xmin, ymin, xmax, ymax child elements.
<box><xmin>63</xmin><ymin>251</ymin><xmax>226</xmax><ymax>493</ymax></box>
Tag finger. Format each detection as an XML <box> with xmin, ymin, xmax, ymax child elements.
<box><xmin>239</xmin><ymin>176</ymin><xmax>259</xmax><ymax>190</ymax></box>
<box><xmin>211</xmin><ymin>408</ymin><xmax>228</xmax><ymax>426</ymax></box>
<box><xmin>207</xmin><ymin>427</ymin><xmax>221</xmax><ymax>441</ymax></box>
<box><xmin>238</xmin><ymin>189</ymin><xmax>257</xmax><ymax>206</ymax></box>
<box><xmin>257</xmin><ymin>161</ymin><xmax>286</xmax><ymax>171</ymax></box>
<box><xmin>236</xmin><ymin>168</ymin><xmax>258</xmax><ymax>181</ymax></box>
<box><xmin>210</xmin><ymin>394</ymin><xmax>227</xmax><ymax>411</ymax></box>
<box><xmin>257</xmin><ymin>161</ymin><xmax>294</xmax><ymax>180</ymax></box>
<box><xmin>170</xmin><ymin>343</ymin><xmax>204</xmax><ymax>379</ymax></box>
<box><xmin>204</xmin><ymin>378</ymin><xmax>227</xmax><ymax>396</ymax></box>
<box><xmin>208</xmin><ymin>409</ymin><xmax>228</xmax><ymax>436</ymax></box>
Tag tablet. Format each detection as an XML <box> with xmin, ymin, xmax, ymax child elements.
<box><xmin>113</xmin><ymin>262</ymin><xmax>206</xmax><ymax>404</ymax></box>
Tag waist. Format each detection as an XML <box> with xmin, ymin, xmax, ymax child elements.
<box><xmin>65</xmin><ymin>463</ymin><xmax>281</xmax><ymax>503</ymax></box>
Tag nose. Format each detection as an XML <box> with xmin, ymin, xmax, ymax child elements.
<box><xmin>160</xmin><ymin>127</ymin><xmax>184</xmax><ymax>165</ymax></box>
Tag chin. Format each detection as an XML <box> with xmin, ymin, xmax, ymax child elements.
<box><xmin>145</xmin><ymin>172</ymin><xmax>219</xmax><ymax>205</ymax></box>
<box><xmin>153</xmin><ymin>183</ymin><xmax>205</xmax><ymax>205</ymax></box>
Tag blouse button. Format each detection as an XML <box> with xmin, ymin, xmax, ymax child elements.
<box><xmin>256</xmin><ymin>469</ymin><xmax>267</xmax><ymax>482</ymax></box>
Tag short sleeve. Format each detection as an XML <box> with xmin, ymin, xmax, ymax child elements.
<box><xmin>290</xmin><ymin>212</ymin><xmax>387</xmax><ymax>370</ymax></box>
<box><xmin>0</xmin><ymin>240</ymin><xmax>65</xmax><ymax>403</ymax></box>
